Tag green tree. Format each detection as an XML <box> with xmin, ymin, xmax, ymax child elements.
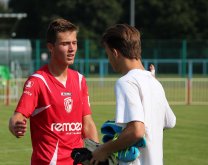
<box><xmin>192</xmin><ymin>0</ymin><xmax>208</xmax><ymax>39</ymax></box>
<box><xmin>120</xmin><ymin>0</ymin><xmax>208</xmax><ymax>39</ymax></box>
<box><xmin>8</xmin><ymin>0</ymin><xmax>123</xmax><ymax>39</ymax></box>
<box><xmin>0</xmin><ymin>2</ymin><xmax>14</xmax><ymax>38</ymax></box>
<box><xmin>134</xmin><ymin>0</ymin><xmax>198</xmax><ymax>39</ymax></box>
<box><xmin>8</xmin><ymin>0</ymin><xmax>208</xmax><ymax>39</ymax></box>
<box><xmin>9</xmin><ymin>0</ymin><xmax>51</xmax><ymax>38</ymax></box>
<box><xmin>57</xmin><ymin>0</ymin><xmax>123</xmax><ymax>39</ymax></box>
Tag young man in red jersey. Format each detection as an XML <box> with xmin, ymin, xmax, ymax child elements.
<box><xmin>9</xmin><ymin>18</ymin><xmax>99</xmax><ymax>165</ymax></box>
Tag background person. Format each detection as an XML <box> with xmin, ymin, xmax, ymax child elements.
<box><xmin>149</xmin><ymin>64</ymin><xmax>155</xmax><ymax>77</ymax></box>
<box><xmin>91</xmin><ymin>24</ymin><xmax>176</xmax><ymax>165</ymax></box>
<box><xmin>9</xmin><ymin>18</ymin><xmax>99</xmax><ymax>165</ymax></box>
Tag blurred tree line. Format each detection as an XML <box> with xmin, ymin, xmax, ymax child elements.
<box><xmin>0</xmin><ymin>0</ymin><xmax>208</xmax><ymax>40</ymax></box>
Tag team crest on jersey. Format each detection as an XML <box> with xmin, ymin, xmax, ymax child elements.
<box><xmin>25</xmin><ymin>80</ymin><xmax>34</xmax><ymax>88</ymax></box>
<box><xmin>64</xmin><ymin>97</ymin><xmax>73</xmax><ymax>113</ymax></box>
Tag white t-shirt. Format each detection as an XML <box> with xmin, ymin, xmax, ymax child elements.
<box><xmin>115</xmin><ymin>69</ymin><xmax>176</xmax><ymax>165</ymax></box>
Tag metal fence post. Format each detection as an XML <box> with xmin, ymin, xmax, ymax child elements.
<box><xmin>35</xmin><ymin>39</ymin><xmax>40</xmax><ymax>70</ymax></box>
<box><xmin>85</xmin><ymin>39</ymin><xmax>90</xmax><ymax>77</ymax></box>
<box><xmin>181</xmin><ymin>39</ymin><xmax>187</xmax><ymax>77</ymax></box>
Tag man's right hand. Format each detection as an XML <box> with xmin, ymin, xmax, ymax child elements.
<box><xmin>9</xmin><ymin>112</ymin><xmax>27</xmax><ymax>138</ymax></box>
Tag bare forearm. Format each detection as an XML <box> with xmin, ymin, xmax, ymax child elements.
<box><xmin>83</xmin><ymin>115</ymin><xmax>99</xmax><ymax>143</ymax></box>
<box><xmin>84</xmin><ymin>122</ymin><xmax>99</xmax><ymax>143</ymax></box>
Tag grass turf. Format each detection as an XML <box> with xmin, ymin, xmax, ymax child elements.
<box><xmin>0</xmin><ymin>104</ymin><xmax>208</xmax><ymax>165</ymax></box>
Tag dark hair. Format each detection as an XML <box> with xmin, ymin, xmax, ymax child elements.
<box><xmin>46</xmin><ymin>18</ymin><xmax>79</xmax><ymax>44</ymax></box>
<box><xmin>101</xmin><ymin>24</ymin><xmax>142</xmax><ymax>60</ymax></box>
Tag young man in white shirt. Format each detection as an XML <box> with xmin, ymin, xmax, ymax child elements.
<box><xmin>91</xmin><ymin>24</ymin><xmax>176</xmax><ymax>165</ymax></box>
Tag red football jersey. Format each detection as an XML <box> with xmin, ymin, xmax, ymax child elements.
<box><xmin>16</xmin><ymin>65</ymin><xmax>91</xmax><ymax>165</ymax></box>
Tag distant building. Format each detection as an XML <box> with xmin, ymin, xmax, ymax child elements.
<box><xmin>0</xmin><ymin>39</ymin><xmax>32</xmax><ymax>78</ymax></box>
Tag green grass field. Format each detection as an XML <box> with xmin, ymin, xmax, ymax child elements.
<box><xmin>1</xmin><ymin>104</ymin><xmax>208</xmax><ymax>165</ymax></box>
